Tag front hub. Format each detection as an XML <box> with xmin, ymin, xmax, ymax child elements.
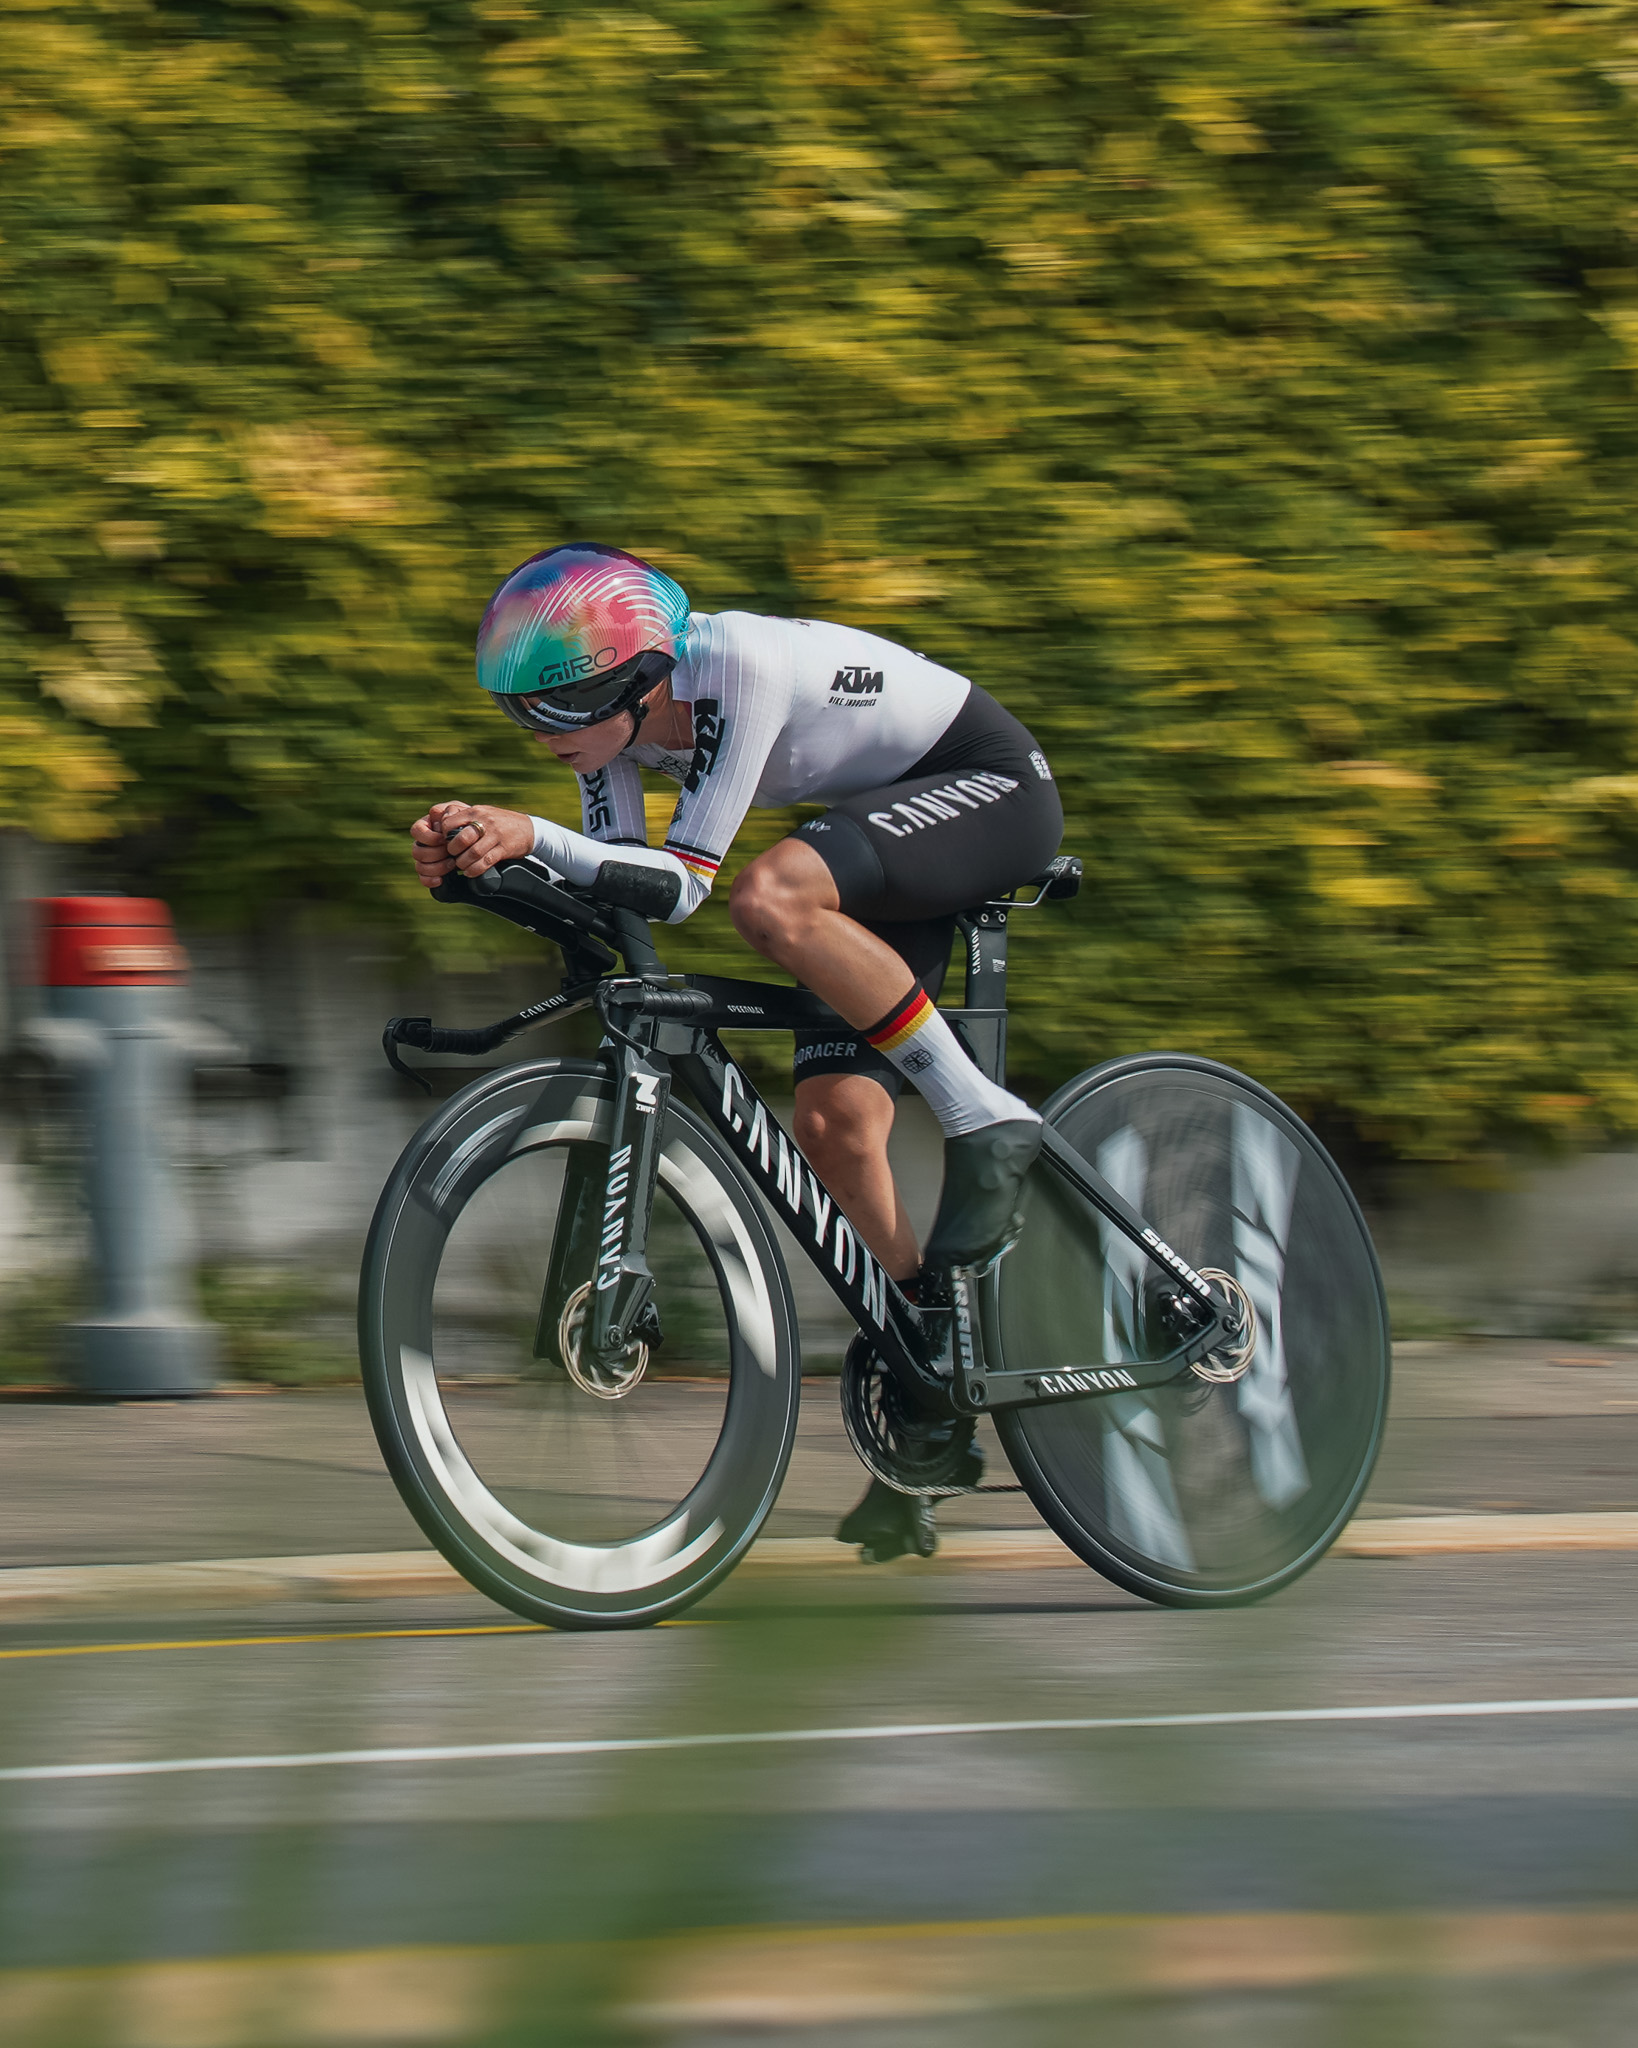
<box><xmin>557</xmin><ymin>1281</ymin><xmax>650</xmax><ymax>1400</ymax></box>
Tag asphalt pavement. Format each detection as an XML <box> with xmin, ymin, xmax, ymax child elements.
<box><xmin>1</xmin><ymin>1338</ymin><xmax>1636</xmax><ymax>1570</ymax></box>
<box><xmin>0</xmin><ymin>1339</ymin><xmax>1634</xmax><ymax>2045</ymax></box>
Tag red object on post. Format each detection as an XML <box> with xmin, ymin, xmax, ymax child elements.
<box><xmin>37</xmin><ymin>898</ymin><xmax>189</xmax><ymax>989</ymax></box>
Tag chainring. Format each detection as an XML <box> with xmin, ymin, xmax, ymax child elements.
<box><xmin>839</xmin><ymin>1339</ymin><xmax>977</xmax><ymax>1497</ymax></box>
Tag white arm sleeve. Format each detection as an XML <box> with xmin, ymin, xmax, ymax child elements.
<box><xmin>526</xmin><ymin>816</ymin><xmax>703</xmax><ymax>918</ymax></box>
<box><xmin>527</xmin><ymin>755</ymin><xmax>709</xmax><ymax>920</ymax></box>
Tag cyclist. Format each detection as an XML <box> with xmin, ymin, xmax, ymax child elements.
<box><xmin>410</xmin><ymin>543</ymin><xmax>1063</xmax><ymax>1559</ymax></box>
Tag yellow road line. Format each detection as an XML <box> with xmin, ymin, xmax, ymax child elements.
<box><xmin>0</xmin><ymin>1623</ymin><xmax>546</xmax><ymax>1661</ymax></box>
<box><xmin>0</xmin><ymin>1615</ymin><xmax>713</xmax><ymax>1662</ymax></box>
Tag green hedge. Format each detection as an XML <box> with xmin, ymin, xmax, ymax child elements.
<box><xmin>5</xmin><ymin>0</ymin><xmax>1638</xmax><ymax>1156</ymax></box>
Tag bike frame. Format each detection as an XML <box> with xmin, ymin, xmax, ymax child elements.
<box><xmin>388</xmin><ymin>862</ymin><xmax>1235</xmax><ymax>1420</ymax></box>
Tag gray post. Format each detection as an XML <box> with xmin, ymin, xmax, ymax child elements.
<box><xmin>24</xmin><ymin>899</ymin><xmax>219</xmax><ymax>1396</ymax></box>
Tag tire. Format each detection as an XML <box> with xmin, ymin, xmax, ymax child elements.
<box><xmin>359</xmin><ymin>1059</ymin><xmax>801</xmax><ymax>1629</ymax></box>
<box><xmin>991</xmin><ymin>1053</ymin><xmax>1390</xmax><ymax>1608</ymax></box>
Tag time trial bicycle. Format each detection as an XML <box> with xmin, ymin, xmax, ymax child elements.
<box><xmin>359</xmin><ymin>853</ymin><xmax>1389</xmax><ymax>1628</ymax></box>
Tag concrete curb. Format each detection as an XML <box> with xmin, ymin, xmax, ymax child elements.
<box><xmin>9</xmin><ymin>1908</ymin><xmax>1638</xmax><ymax>2039</ymax></box>
<box><xmin>1332</xmin><ymin>1511</ymin><xmax>1638</xmax><ymax>1558</ymax></box>
<box><xmin>0</xmin><ymin>1514</ymin><xmax>1635</xmax><ymax>1622</ymax></box>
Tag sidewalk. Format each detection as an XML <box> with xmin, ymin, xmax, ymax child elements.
<box><xmin>0</xmin><ymin>1339</ymin><xmax>1633</xmax><ymax>1615</ymax></box>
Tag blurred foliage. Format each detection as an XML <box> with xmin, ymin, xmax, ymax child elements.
<box><xmin>5</xmin><ymin>1</ymin><xmax>1638</xmax><ymax>1156</ymax></box>
<box><xmin>0</xmin><ymin>1268</ymin><xmax>82</xmax><ymax>1385</ymax></box>
<box><xmin>198</xmin><ymin>1262</ymin><xmax>355</xmax><ymax>1383</ymax></box>
<box><xmin>0</xmin><ymin>1264</ymin><xmax>353</xmax><ymax>1384</ymax></box>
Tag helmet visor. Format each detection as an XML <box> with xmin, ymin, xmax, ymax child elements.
<box><xmin>491</xmin><ymin>649</ymin><xmax>672</xmax><ymax>733</ymax></box>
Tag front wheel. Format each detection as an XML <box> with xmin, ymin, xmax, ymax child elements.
<box><xmin>359</xmin><ymin>1059</ymin><xmax>801</xmax><ymax>1629</ymax></box>
<box><xmin>991</xmin><ymin>1053</ymin><xmax>1390</xmax><ymax>1607</ymax></box>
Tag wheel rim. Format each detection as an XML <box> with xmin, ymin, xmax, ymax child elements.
<box><xmin>996</xmin><ymin>1061</ymin><xmax>1388</xmax><ymax>1598</ymax></box>
<box><xmin>369</xmin><ymin>1075</ymin><xmax>793</xmax><ymax>1608</ymax></box>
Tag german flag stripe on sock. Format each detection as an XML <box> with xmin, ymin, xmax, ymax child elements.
<box><xmin>865</xmin><ymin>984</ymin><xmax>934</xmax><ymax>1055</ymax></box>
<box><xmin>665</xmin><ymin>840</ymin><xmax>722</xmax><ymax>881</ymax></box>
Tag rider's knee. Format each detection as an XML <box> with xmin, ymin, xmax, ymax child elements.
<box><xmin>730</xmin><ymin>844</ymin><xmax>818</xmax><ymax>953</ymax></box>
<box><xmin>727</xmin><ymin>862</ymin><xmax>777</xmax><ymax>950</ymax></box>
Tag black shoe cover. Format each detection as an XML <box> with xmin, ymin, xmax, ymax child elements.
<box><xmin>923</xmin><ymin>1118</ymin><xmax>1043</xmax><ymax>1270</ymax></box>
<box><xmin>836</xmin><ymin>1479</ymin><xmax>939</xmax><ymax>1564</ymax></box>
<box><xmin>943</xmin><ymin>1431</ymin><xmax>985</xmax><ymax>1493</ymax></box>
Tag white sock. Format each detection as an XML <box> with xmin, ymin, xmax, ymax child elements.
<box><xmin>864</xmin><ymin>982</ymin><xmax>1040</xmax><ymax>1137</ymax></box>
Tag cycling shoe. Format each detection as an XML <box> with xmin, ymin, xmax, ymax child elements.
<box><xmin>922</xmin><ymin>1117</ymin><xmax>1043</xmax><ymax>1271</ymax></box>
<box><xmin>836</xmin><ymin>1479</ymin><xmax>939</xmax><ymax>1564</ymax></box>
<box><xmin>940</xmin><ymin>1424</ymin><xmax>985</xmax><ymax>1493</ymax></box>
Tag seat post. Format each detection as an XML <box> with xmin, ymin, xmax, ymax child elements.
<box><xmin>949</xmin><ymin>907</ymin><xmax>1009</xmax><ymax>1085</ymax></box>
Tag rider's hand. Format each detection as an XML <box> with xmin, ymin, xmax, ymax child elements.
<box><xmin>410</xmin><ymin>802</ymin><xmax>536</xmax><ymax>887</ymax></box>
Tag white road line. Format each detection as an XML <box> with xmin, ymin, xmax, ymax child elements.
<box><xmin>2</xmin><ymin>1695</ymin><xmax>1637</xmax><ymax>1784</ymax></box>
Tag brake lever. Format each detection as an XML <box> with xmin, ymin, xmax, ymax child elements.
<box><xmin>383</xmin><ymin>1018</ymin><xmax>435</xmax><ymax>1095</ymax></box>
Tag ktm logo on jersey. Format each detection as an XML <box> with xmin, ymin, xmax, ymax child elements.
<box><xmin>831</xmin><ymin>667</ymin><xmax>884</xmax><ymax>695</ymax></box>
<box><xmin>684</xmin><ymin>699</ymin><xmax>725</xmax><ymax>792</ymax></box>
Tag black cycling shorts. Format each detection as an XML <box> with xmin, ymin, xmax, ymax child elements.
<box><xmin>789</xmin><ymin>686</ymin><xmax>1062</xmax><ymax>1098</ymax></box>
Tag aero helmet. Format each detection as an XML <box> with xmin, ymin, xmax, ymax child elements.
<box><xmin>476</xmin><ymin>543</ymin><xmax>691</xmax><ymax>733</ymax></box>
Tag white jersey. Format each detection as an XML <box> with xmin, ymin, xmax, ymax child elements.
<box><xmin>527</xmin><ymin>611</ymin><xmax>971</xmax><ymax>921</ymax></box>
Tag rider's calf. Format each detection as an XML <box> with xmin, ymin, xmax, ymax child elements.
<box><xmin>792</xmin><ymin>1073</ymin><xmax>919</xmax><ymax>1280</ymax></box>
<box><xmin>793</xmin><ymin>1079</ymin><xmax>889</xmax><ymax>1185</ymax></box>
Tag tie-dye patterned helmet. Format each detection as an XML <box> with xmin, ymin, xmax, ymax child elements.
<box><xmin>476</xmin><ymin>543</ymin><xmax>691</xmax><ymax>732</ymax></box>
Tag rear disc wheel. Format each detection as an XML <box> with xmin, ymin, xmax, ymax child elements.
<box><xmin>992</xmin><ymin>1054</ymin><xmax>1390</xmax><ymax>1607</ymax></box>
